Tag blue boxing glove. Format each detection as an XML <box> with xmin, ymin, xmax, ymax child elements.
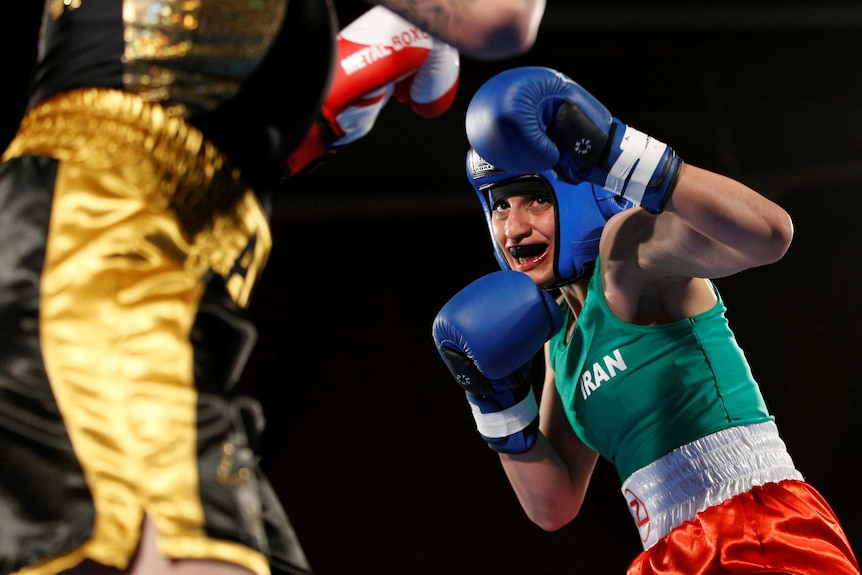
<box><xmin>432</xmin><ymin>271</ymin><xmax>563</xmax><ymax>453</ymax></box>
<box><xmin>465</xmin><ymin>66</ymin><xmax>682</xmax><ymax>214</ymax></box>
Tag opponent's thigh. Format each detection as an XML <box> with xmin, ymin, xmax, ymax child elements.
<box><xmin>60</xmin><ymin>517</ymin><xmax>257</xmax><ymax>575</ymax></box>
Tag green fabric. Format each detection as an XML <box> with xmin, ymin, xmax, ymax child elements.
<box><xmin>549</xmin><ymin>259</ymin><xmax>772</xmax><ymax>482</ymax></box>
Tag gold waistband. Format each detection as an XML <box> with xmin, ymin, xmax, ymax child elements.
<box><xmin>3</xmin><ymin>88</ymin><xmax>271</xmax><ymax>307</ymax></box>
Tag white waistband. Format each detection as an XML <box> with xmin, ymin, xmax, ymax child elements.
<box><xmin>620</xmin><ymin>421</ymin><xmax>803</xmax><ymax>550</ymax></box>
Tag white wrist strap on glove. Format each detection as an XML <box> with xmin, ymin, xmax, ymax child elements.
<box><xmin>604</xmin><ymin>125</ymin><xmax>669</xmax><ymax>206</ymax></box>
<box><xmin>469</xmin><ymin>386</ymin><xmax>538</xmax><ymax>440</ymax></box>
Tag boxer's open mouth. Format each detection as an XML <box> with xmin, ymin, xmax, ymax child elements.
<box><xmin>509</xmin><ymin>244</ymin><xmax>548</xmax><ymax>264</ymax></box>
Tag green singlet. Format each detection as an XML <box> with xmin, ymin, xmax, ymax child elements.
<box><xmin>548</xmin><ymin>257</ymin><xmax>773</xmax><ymax>482</ymax></box>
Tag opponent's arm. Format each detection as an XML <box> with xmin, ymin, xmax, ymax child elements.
<box><xmin>287</xmin><ymin>6</ymin><xmax>459</xmax><ymax>176</ymax></box>
<box><xmin>371</xmin><ymin>0</ymin><xmax>545</xmax><ymax>61</ymax></box>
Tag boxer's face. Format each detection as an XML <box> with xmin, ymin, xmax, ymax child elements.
<box><xmin>490</xmin><ymin>185</ymin><xmax>556</xmax><ymax>289</ymax></box>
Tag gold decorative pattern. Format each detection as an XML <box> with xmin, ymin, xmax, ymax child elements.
<box><xmin>122</xmin><ymin>0</ymin><xmax>288</xmax><ymax>117</ymax></box>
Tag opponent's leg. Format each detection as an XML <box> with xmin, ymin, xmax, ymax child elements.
<box><xmin>60</xmin><ymin>516</ymin><xmax>257</xmax><ymax>575</ymax></box>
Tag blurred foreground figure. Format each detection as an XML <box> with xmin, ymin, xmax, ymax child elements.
<box><xmin>0</xmin><ymin>1</ymin><xmax>543</xmax><ymax>574</ymax></box>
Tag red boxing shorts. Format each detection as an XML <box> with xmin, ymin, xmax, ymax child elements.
<box><xmin>628</xmin><ymin>480</ymin><xmax>860</xmax><ymax>575</ymax></box>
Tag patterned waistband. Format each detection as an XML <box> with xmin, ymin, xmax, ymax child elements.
<box><xmin>2</xmin><ymin>88</ymin><xmax>271</xmax><ymax>307</ymax></box>
<box><xmin>621</xmin><ymin>421</ymin><xmax>803</xmax><ymax>550</ymax></box>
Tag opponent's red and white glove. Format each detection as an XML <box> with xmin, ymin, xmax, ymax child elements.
<box><xmin>286</xmin><ymin>6</ymin><xmax>460</xmax><ymax>176</ymax></box>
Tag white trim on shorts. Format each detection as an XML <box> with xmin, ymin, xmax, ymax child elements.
<box><xmin>621</xmin><ymin>421</ymin><xmax>804</xmax><ymax>550</ymax></box>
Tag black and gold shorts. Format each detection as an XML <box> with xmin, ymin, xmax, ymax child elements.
<box><xmin>0</xmin><ymin>89</ymin><xmax>309</xmax><ymax>575</ymax></box>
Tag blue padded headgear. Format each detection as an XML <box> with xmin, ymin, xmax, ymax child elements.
<box><xmin>466</xmin><ymin>148</ymin><xmax>634</xmax><ymax>287</ymax></box>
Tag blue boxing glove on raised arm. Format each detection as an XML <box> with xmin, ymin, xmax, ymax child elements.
<box><xmin>465</xmin><ymin>66</ymin><xmax>682</xmax><ymax>214</ymax></box>
<box><xmin>432</xmin><ymin>271</ymin><xmax>563</xmax><ymax>454</ymax></box>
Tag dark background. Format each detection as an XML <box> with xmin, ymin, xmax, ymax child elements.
<box><xmin>3</xmin><ymin>2</ymin><xmax>862</xmax><ymax>574</ymax></box>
